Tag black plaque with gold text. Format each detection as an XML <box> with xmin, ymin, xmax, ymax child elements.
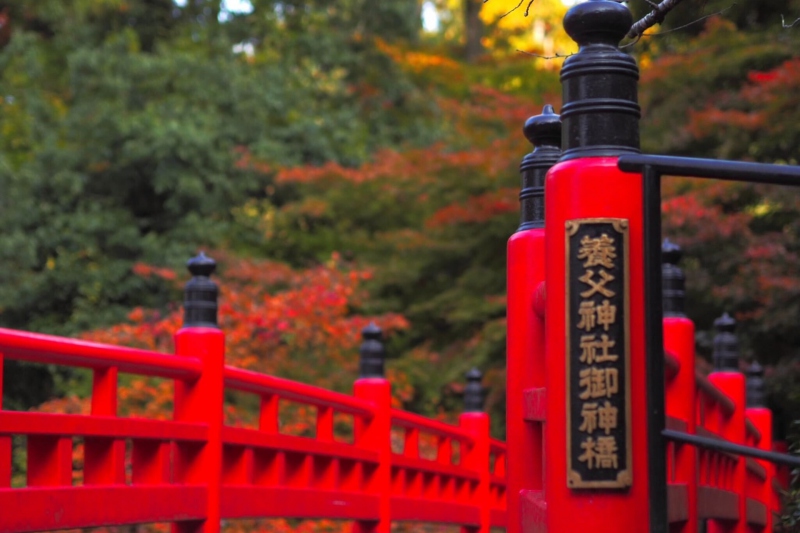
<box><xmin>566</xmin><ymin>219</ymin><xmax>632</xmax><ymax>489</ymax></box>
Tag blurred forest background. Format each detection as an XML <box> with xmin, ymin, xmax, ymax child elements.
<box><xmin>2</xmin><ymin>0</ymin><xmax>800</xmax><ymax>527</ymax></box>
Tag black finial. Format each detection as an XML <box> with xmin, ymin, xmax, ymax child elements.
<box><xmin>746</xmin><ymin>361</ymin><xmax>766</xmax><ymax>407</ymax></box>
<box><xmin>559</xmin><ymin>0</ymin><xmax>640</xmax><ymax>161</ymax></box>
<box><xmin>662</xmin><ymin>239</ymin><xmax>686</xmax><ymax>317</ymax></box>
<box><xmin>518</xmin><ymin>104</ymin><xmax>562</xmax><ymax>232</ymax></box>
<box><xmin>183</xmin><ymin>252</ymin><xmax>219</xmax><ymax>328</ymax></box>
<box><xmin>463</xmin><ymin>368</ymin><xmax>485</xmax><ymax>412</ymax></box>
<box><xmin>712</xmin><ymin>313</ymin><xmax>738</xmax><ymax>371</ymax></box>
<box><xmin>359</xmin><ymin>322</ymin><xmax>385</xmax><ymax>378</ymax></box>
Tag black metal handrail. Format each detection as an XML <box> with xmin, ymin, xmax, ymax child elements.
<box><xmin>663</xmin><ymin>429</ymin><xmax>800</xmax><ymax>467</ymax></box>
<box><xmin>619</xmin><ymin>154</ymin><xmax>800</xmax><ymax>185</ymax></box>
<box><xmin>618</xmin><ymin>153</ymin><xmax>800</xmax><ymax>487</ymax></box>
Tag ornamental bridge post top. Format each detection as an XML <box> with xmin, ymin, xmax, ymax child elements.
<box><xmin>183</xmin><ymin>251</ymin><xmax>219</xmax><ymax>328</ymax></box>
<box><xmin>518</xmin><ymin>104</ymin><xmax>562</xmax><ymax>232</ymax></box>
<box><xmin>560</xmin><ymin>0</ymin><xmax>641</xmax><ymax>161</ymax></box>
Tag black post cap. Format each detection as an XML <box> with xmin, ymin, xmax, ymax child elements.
<box><xmin>712</xmin><ymin>312</ymin><xmax>738</xmax><ymax>371</ymax></box>
<box><xmin>662</xmin><ymin>239</ymin><xmax>686</xmax><ymax>317</ymax></box>
<box><xmin>559</xmin><ymin>0</ymin><xmax>640</xmax><ymax>161</ymax></box>
<box><xmin>746</xmin><ymin>361</ymin><xmax>766</xmax><ymax>408</ymax></box>
<box><xmin>518</xmin><ymin>104</ymin><xmax>562</xmax><ymax>232</ymax></box>
<box><xmin>359</xmin><ymin>322</ymin><xmax>385</xmax><ymax>378</ymax></box>
<box><xmin>463</xmin><ymin>368</ymin><xmax>485</xmax><ymax>412</ymax></box>
<box><xmin>183</xmin><ymin>252</ymin><xmax>219</xmax><ymax>328</ymax></box>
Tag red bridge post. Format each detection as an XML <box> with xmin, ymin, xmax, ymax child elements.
<box><xmin>541</xmin><ymin>1</ymin><xmax>661</xmax><ymax>531</ymax></box>
<box><xmin>0</xmin><ymin>352</ymin><xmax>9</xmax><ymax>488</ymax></box>
<box><xmin>460</xmin><ymin>368</ymin><xmax>491</xmax><ymax>533</ymax></box>
<box><xmin>707</xmin><ymin>314</ymin><xmax>746</xmax><ymax>533</ymax></box>
<box><xmin>662</xmin><ymin>240</ymin><xmax>698</xmax><ymax>532</ymax></box>
<box><xmin>746</xmin><ymin>362</ymin><xmax>774</xmax><ymax>532</ymax></box>
<box><xmin>172</xmin><ymin>253</ymin><xmax>226</xmax><ymax>533</ymax></box>
<box><xmin>506</xmin><ymin>105</ymin><xmax>560</xmax><ymax>533</ymax></box>
<box><xmin>352</xmin><ymin>323</ymin><xmax>392</xmax><ymax>533</ymax></box>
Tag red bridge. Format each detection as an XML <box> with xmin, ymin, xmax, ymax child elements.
<box><xmin>1</xmin><ymin>1</ymin><xmax>798</xmax><ymax>532</ymax></box>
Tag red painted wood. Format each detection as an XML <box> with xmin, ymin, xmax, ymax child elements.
<box><xmin>459</xmin><ymin>411</ymin><xmax>491</xmax><ymax>533</ymax></box>
<box><xmin>352</xmin><ymin>378</ymin><xmax>392</xmax><ymax>533</ymax></box>
<box><xmin>746</xmin><ymin>408</ymin><xmax>773</xmax><ymax>531</ymax></box>
<box><xmin>390</xmin><ymin>497</ymin><xmax>481</xmax><ymax>524</ymax></box>
<box><xmin>172</xmin><ymin>326</ymin><xmax>226</xmax><ymax>533</ymax></box>
<box><xmin>506</xmin><ymin>226</ymin><xmax>546</xmax><ymax>533</ymax></box>
<box><xmin>0</xmin><ymin>485</ymin><xmax>206</xmax><ymax>532</ymax></box>
<box><xmin>0</xmin><ymin>411</ymin><xmax>207</xmax><ymax>441</ymax></box>
<box><xmin>390</xmin><ymin>409</ymin><xmax>473</xmax><ymax>441</ymax></box>
<box><xmin>664</xmin><ymin>317</ymin><xmax>697</xmax><ymax>533</ymax></box>
<box><xmin>226</xmin><ymin>367</ymin><xmax>375</xmax><ymax>417</ymax></box>
<box><xmin>707</xmin><ymin>372</ymin><xmax>746</xmax><ymax>533</ymax></box>
<box><xmin>0</xmin><ymin>351</ymin><xmax>9</xmax><ymax>489</ymax></box>
<box><xmin>221</xmin><ymin>486</ymin><xmax>379</xmax><ymax>519</ymax></box>
<box><xmin>27</xmin><ymin>435</ymin><xmax>72</xmax><ymax>487</ymax></box>
<box><xmin>85</xmin><ymin>367</ymin><xmax>125</xmax><ymax>485</ymax></box>
<box><xmin>223</xmin><ymin>426</ymin><xmax>379</xmax><ymax>464</ymax></box>
<box><xmin>544</xmin><ymin>157</ymin><xmax>651</xmax><ymax>532</ymax></box>
<box><xmin>0</xmin><ymin>327</ymin><xmax>202</xmax><ymax>379</ymax></box>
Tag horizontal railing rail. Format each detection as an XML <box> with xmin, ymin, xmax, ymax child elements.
<box><xmin>0</xmin><ymin>327</ymin><xmax>202</xmax><ymax>379</ymax></box>
<box><xmin>0</xmin><ymin>290</ymin><xmax>507</xmax><ymax>533</ymax></box>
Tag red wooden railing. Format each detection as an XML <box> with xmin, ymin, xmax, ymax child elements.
<box><xmin>0</xmin><ymin>324</ymin><xmax>507</xmax><ymax>533</ymax></box>
<box><xmin>664</xmin><ymin>315</ymin><xmax>782</xmax><ymax>533</ymax></box>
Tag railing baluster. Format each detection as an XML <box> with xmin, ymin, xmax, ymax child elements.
<box><xmin>85</xmin><ymin>366</ymin><xmax>126</xmax><ymax>485</ymax></box>
<box><xmin>317</xmin><ymin>405</ymin><xmax>334</xmax><ymax>442</ymax></box>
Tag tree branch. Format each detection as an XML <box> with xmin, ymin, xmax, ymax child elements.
<box><xmin>781</xmin><ymin>14</ymin><xmax>800</xmax><ymax>28</ymax></box>
<box><xmin>627</xmin><ymin>0</ymin><xmax>688</xmax><ymax>39</ymax></box>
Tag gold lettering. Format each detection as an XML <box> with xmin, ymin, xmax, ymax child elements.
<box><xmin>598</xmin><ymin>401</ymin><xmax>619</xmax><ymax>435</ymax></box>
<box><xmin>577</xmin><ymin>234</ymin><xmax>617</xmax><ymax>269</ymax></box>
<box><xmin>579</xmin><ymin>402</ymin><xmax>598</xmax><ymax>433</ymax></box>
<box><xmin>577</xmin><ymin>301</ymin><xmax>596</xmax><ymax>332</ymax></box>
<box><xmin>595</xmin><ymin>436</ymin><xmax>619</xmax><ymax>469</ymax></box>
<box><xmin>579</xmin><ymin>368</ymin><xmax>619</xmax><ymax>399</ymax></box>
<box><xmin>579</xmin><ymin>269</ymin><xmax>616</xmax><ymax>298</ymax></box>
<box><xmin>577</xmin><ymin>436</ymin><xmax>619</xmax><ymax>470</ymax></box>
<box><xmin>579</xmin><ymin>334</ymin><xmax>618</xmax><ymax>364</ymax></box>
<box><xmin>578</xmin><ymin>437</ymin><xmax>597</xmax><ymax>470</ymax></box>
<box><xmin>596</xmin><ymin>299</ymin><xmax>617</xmax><ymax>331</ymax></box>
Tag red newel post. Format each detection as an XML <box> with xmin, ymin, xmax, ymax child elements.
<box><xmin>352</xmin><ymin>323</ymin><xmax>392</xmax><ymax>533</ymax></box>
<box><xmin>173</xmin><ymin>253</ymin><xmax>225</xmax><ymax>533</ymax></box>
<box><xmin>662</xmin><ymin>240</ymin><xmax>698</xmax><ymax>533</ymax></box>
<box><xmin>543</xmin><ymin>1</ymin><xmax>656</xmax><ymax>531</ymax></box>
<box><xmin>0</xmin><ymin>352</ymin><xmax>10</xmax><ymax>488</ymax></box>
<box><xmin>746</xmin><ymin>362</ymin><xmax>774</xmax><ymax>532</ymax></box>
<box><xmin>460</xmin><ymin>369</ymin><xmax>491</xmax><ymax>533</ymax></box>
<box><xmin>707</xmin><ymin>313</ymin><xmax>746</xmax><ymax>533</ymax></box>
<box><xmin>506</xmin><ymin>105</ymin><xmax>561</xmax><ymax>533</ymax></box>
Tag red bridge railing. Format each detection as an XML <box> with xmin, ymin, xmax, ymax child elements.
<box><xmin>662</xmin><ymin>243</ymin><xmax>784</xmax><ymax>533</ymax></box>
<box><xmin>0</xmin><ymin>254</ymin><xmax>507</xmax><ymax>533</ymax></box>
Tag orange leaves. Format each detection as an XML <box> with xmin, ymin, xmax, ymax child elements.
<box><xmin>72</xmin><ymin>252</ymin><xmax>411</xmax><ymax>427</ymax></box>
<box><xmin>426</xmin><ymin>188</ymin><xmax>517</xmax><ymax>228</ymax></box>
<box><xmin>131</xmin><ymin>262</ymin><xmax>179</xmax><ymax>282</ymax></box>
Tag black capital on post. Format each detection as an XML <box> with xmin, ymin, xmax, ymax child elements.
<box><xmin>746</xmin><ymin>361</ymin><xmax>766</xmax><ymax>408</ymax></box>
<box><xmin>359</xmin><ymin>323</ymin><xmax>385</xmax><ymax>378</ymax></box>
<box><xmin>183</xmin><ymin>252</ymin><xmax>219</xmax><ymax>328</ymax></box>
<box><xmin>713</xmin><ymin>313</ymin><xmax>739</xmax><ymax>372</ymax></box>
<box><xmin>518</xmin><ymin>105</ymin><xmax>562</xmax><ymax>232</ymax></box>
<box><xmin>463</xmin><ymin>368</ymin><xmax>485</xmax><ymax>412</ymax></box>
<box><xmin>662</xmin><ymin>239</ymin><xmax>686</xmax><ymax>317</ymax></box>
<box><xmin>560</xmin><ymin>0</ymin><xmax>640</xmax><ymax>161</ymax></box>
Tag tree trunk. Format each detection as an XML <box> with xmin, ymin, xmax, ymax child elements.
<box><xmin>464</xmin><ymin>0</ymin><xmax>484</xmax><ymax>62</ymax></box>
